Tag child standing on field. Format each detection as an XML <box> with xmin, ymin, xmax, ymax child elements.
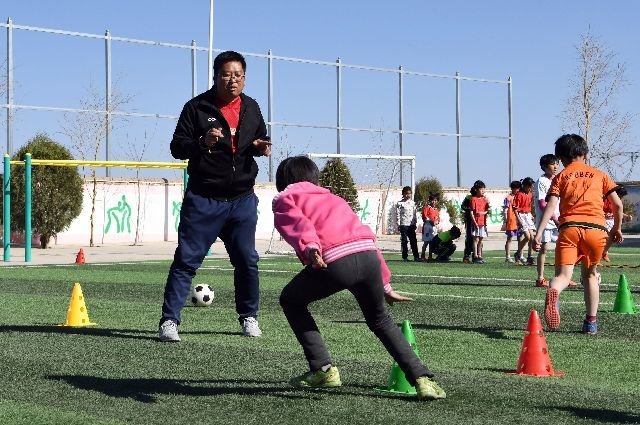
<box><xmin>469</xmin><ymin>181</ymin><xmax>489</xmax><ymax>263</ymax></box>
<box><xmin>533</xmin><ymin>154</ymin><xmax>561</xmax><ymax>287</ymax></box>
<box><xmin>513</xmin><ymin>177</ymin><xmax>535</xmax><ymax>265</ymax></box>
<box><xmin>602</xmin><ymin>186</ymin><xmax>632</xmax><ymax>262</ymax></box>
<box><xmin>396</xmin><ymin>186</ymin><xmax>420</xmax><ymax>262</ymax></box>
<box><xmin>421</xmin><ymin>193</ymin><xmax>440</xmax><ymax>261</ymax></box>
<box><xmin>461</xmin><ymin>180</ymin><xmax>483</xmax><ymax>263</ymax></box>
<box><xmin>502</xmin><ymin>180</ymin><xmax>522</xmax><ymax>263</ymax></box>
<box><xmin>273</xmin><ymin>156</ymin><xmax>446</xmax><ymax>400</ymax></box>
<box><xmin>534</xmin><ymin>134</ymin><xmax>623</xmax><ymax>335</ymax></box>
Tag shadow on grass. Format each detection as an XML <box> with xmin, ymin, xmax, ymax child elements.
<box><xmin>46</xmin><ymin>375</ymin><xmax>311</xmax><ymax>403</ymax></box>
<box><xmin>553</xmin><ymin>406</ymin><xmax>640</xmax><ymax>424</ymax></box>
<box><xmin>0</xmin><ymin>324</ymin><xmax>247</xmax><ymax>339</ymax></box>
<box><xmin>412</xmin><ymin>322</ymin><xmax>519</xmax><ymax>340</ymax></box>
<box><xmin>46</xmin><ymin>375</ymin><xmax>421</xmax><ymax>403</ymax></box>
<box><xmin>332</xmin><ymin>320</ymin><xmax>517</xmax><ymax>340</ymax></box>
<box><xmin>0</xmin><ymin>324</ymin><xmax>157</xmax><ymax>340</ymax></box>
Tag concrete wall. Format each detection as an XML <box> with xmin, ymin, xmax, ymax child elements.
<box><xmin>49</xmin><ymin>179</ymin><xmax>517</xmax><ymax>246</ymax></box>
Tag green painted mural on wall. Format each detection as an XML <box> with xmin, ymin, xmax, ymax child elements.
<box><xmin>105</xmin><ymin>195</ymin><xmax>132</xmax><ymax>234</ymax></box>
<box><xmin>172</xmin><ymin>201</ymin><xmax>182</xmax><ymax>232</ymax></box>
<box><xmin>359</xmin><ymin>199</ymin><xmax>371</xmax><ymax>222</ymax></box>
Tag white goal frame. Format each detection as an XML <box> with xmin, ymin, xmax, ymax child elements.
<box><xmin>265</xmin><ymin>153</ymin><xmax>416</xmax><ymax>255</ymax></box>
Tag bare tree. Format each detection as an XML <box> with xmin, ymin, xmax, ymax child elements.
<box><xmin>124</xmin><ymin>125</ymin><xmax>155</xmax><ymax>246</ymax></box>
<box><xmin>563</xmin><ymin>30</ymin><xmax>637</xmax><ymax>179</ymax></box>
<box><xmin>59</xmin><ymin>81</ymin><xmax>133</xmax><ymax>246</ymax></box>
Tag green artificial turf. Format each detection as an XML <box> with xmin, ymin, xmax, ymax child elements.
<box><xmin>0</xmin><ymin>246</ymin><xmax>639</xmax><ymax>424</ymax></box>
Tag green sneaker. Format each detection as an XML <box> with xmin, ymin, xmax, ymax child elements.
<box><xmin>415</xmin><ymin>377</ymin><xmax>446</xmax><ymax>400</ymax></box>
<box><xmin>289</xmin><ymin>366</ymin><xmax>342</xmax><ymax>388</ymax></box>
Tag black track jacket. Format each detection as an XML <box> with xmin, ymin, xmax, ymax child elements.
<box><xmin>170</xmin><ymin>87</ymin><xmax>268</xmax><ymax>200</ymax></box>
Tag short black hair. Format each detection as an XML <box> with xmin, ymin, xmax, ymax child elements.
<box><xmin>509</xmin><ymin>180</ymin><xmax>522</xmax><ymax>190</ymax></box>
<box><xmin>428</xmin><ymin>192</ymin><xmax>440</xmax><ymax>202</ymax></box>
<box><xmin>275</xmin><ymin>156</ymin><xmax>320</xmax><ymax>192</ymax></box>
<box><xmin>554</xmin><ymin>134</ymin><xmax>589</xmax><ymax>160</ymax></box>
<box><xmin>474</xmin><ymin>180</ymin><xmax>486</xmax><ymax>189</ymax></box>
<box><xmin>213</xmin><ymin>51</ymin><xmax>246</xmax><ymax>78</ymax></box>
<box><xmin>539</xmin><ymin>154</ymin><xmax>559</xmax><ymax>170</ymax></box>
<box><xmin>449</xmin><ymin>225</ymin><xmax>461</xmax><ymax>239</ymax></box>
<box><xmin>521</xmin><ymin>177</ymin><xmax>534</xmax><ymax>188</ymax></box>
<box><xmin>402</xmin><ymin>186</ymin><xmax>412</xmax><ymax>194</ymax></box>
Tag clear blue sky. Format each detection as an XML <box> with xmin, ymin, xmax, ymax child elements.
<box><xmin>2</xmin><ymin>0</ymin><xmax>639</xmax><ymax>187</ymax></box>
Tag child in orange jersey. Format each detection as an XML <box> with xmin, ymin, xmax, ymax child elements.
<box><xmin>513</xmin><ymin>177</ymin><xmax>535</xmax><ymax>265</ymax></box>
<box><xmin>533</xmin><ymin>134</ymin><xmax>623</xmax><ymax>335</ymax></box>
<box><xmin>502</xmin><ymin>180</ymin><xmax>521</xmax><ymax>263</ymax></box>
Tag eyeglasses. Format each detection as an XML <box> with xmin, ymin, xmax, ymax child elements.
<box><xmin>219</xmin><ymin>73</ymin><xmax>245</xmax><ymax>82</ymax></box>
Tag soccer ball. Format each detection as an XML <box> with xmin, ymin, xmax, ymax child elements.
<box><xmin>191</xmin><ymin>284</ymin><xmax>215</xmax><ymax>306</ymax></box>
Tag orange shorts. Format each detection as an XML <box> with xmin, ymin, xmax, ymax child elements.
<box><xmin>555</xmin><ymin>226</ymin><xmax>607</xmax><ymax>268</ymax></box>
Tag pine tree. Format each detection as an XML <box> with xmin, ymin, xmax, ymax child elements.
<box><xmin>319</xmin><ymin>158</ymin><xmax>360</xmax><ymax>213</ymax></box>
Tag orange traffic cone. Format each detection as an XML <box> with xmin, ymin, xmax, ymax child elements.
<box><xmin>60</xmin><ymin>282</ymin><xmax>96</xmax><ymax>327</ymax></box>
<box><xmin>511</xmin><ymin>309</ymin><xmax>564</xmax><ymax>377</ymax></box>
<box><xmin>75</xmin><ymin>248</ymin><xmax>85</xmax><ymax>265</ymax></box>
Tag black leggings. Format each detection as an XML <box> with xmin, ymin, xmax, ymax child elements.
<box><xmin>279</xmin><ymin>250</ymin><xmax>432</xmax><ymax>384</ymax></box>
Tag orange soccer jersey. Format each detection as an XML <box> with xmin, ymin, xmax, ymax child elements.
<box><xmin>548</xmin><ymin>161</ymin><xmax>618</xmax><ymax>267</ymax></box>
<box><xmin>548</xmin><ymin>161</ymin><xmax>618</xmax><ymax>230</ymax></box>
<box><xmin>503</xmin><ymin>194</ymin><xmax>518</xmax><ymax>231</ymax></box>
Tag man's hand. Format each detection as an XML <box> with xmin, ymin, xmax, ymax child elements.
<box><xmin>253</xmin><ymin>138</ymin><xmax>272</xmax><ymax>156</ymax></box>
<box><xmin>202</xmin><ymin>127</ymin><xmax>224</xmax><ymax>149</ymax></box>
<box><xmin>385</xmin><ymin>290</ymin><xmax>414</xmax><ymax>306</ymax></box>
<box><xmin>308</xmin><ymin>248</ymin><xmax>327</xmax><ymax>269</ymax></box>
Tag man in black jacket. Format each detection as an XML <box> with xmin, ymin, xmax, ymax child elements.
<box><xmin>159</xmin><ymin>51</ymin><xmax>272</xmax><ymax>341</ymax></box>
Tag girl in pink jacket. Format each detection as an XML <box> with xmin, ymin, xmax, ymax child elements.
<box><xmin>272</xmin><ymin>156</ymin><xmax>446</xmax><ymax>400</ymax></box>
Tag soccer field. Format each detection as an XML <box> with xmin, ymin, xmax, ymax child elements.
<box><xmin>1</xmin><ymin>247</ymin><xmax>639</xmax><ymax>425</ymax></box>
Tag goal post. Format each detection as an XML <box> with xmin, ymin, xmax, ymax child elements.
<box><xmin>266</xmin><ymin>153</ymin><xmax>416</xmax><ymax>255</ymax></box>
<box><xmin>305</xmin><ymin>153</ymin><xmax>416</xmax><ymax>192</ymax></box>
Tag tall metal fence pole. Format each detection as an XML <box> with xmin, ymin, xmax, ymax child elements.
<box><xmin>398</xmin><ymin>65</ymin><xmax>404</xmax><ymax>186</ymax></box>
<box><xmin>191</xmin><ymin>40</ymin><xmax>198</xmax><ymax>98</ymax></box>
<box><xmin>336</xmin><ymin>57</ymin><xmax>342</xmax><ymax>154</ymax></box>
<box><xmin>455</xmin><ymin>71</ymin><xmax>461</xmax><ymax>187</ymax></box>
<box><xmin>3</xmin><ymin>154</ymin><xmax>10</xmax><ymax>261</ymax></box>
<box><xmin>267</xmin><ymin>49</ymin><xmax>274</xmax><ymax>181</ymax></box>
<box><xmin>105</xmin><ymin>29</ymin><xmax>112</xmax><ymax>177</ymax></box>
<box><xmin>508</xmin><ymin>76</ymin><xmax>513</xmax><ymax>183</ymax></box>
<box><xmin>6</xmin><ymin>18</ymin><xmax>14</xmax><ymax>156</ymax></box>
<box><xmin>208</xmin><ymin>0</ymin><xmax>214</xmax><ymax>89</ymax></box>
<box><xmin>24</xmin><ymin>153</ymin><xmax>31</xmax><ymax>262</ymax></box>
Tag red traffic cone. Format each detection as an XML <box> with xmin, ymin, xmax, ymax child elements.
<box><xmin>75</xmin><ymin>248</ymin><xmax>85</xmax><ymax>265</ymax></box>
<box><xmin>510</xmin><ymin>309</ymin><xmax>564</xmax><ymax>377</ymax></box>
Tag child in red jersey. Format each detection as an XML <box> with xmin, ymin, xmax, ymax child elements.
<box><xmin>502</xmin><ymin>181</ymin><xmax>522</xmax><ymax>263</ymax></box>
<box><xmin>420</xmin><ymin>193</ymin><xmax>441</xmax><ymax>261</ymax></box>
<box><xmin>469</xmin><ymin>181</ymin><xmax>489</xmax><ymax>263</ymax></box>
<box><xmin>513</xmin><ymin>177</ymin><xmax>535</xmax><ymax>265</ymax></box>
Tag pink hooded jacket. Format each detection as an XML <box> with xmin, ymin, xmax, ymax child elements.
<box><xmin>272</xmin><ymin>181</ymin><xmax>392</xmax><ymax>293</ymax></box>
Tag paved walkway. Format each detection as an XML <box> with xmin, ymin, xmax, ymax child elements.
<box><xmin>1</xmin><ymin>234</ymin><xmax>638</xmax><ymax>266</ymax></box>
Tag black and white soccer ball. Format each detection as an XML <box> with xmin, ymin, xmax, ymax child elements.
<box><xmin>191</xmin><ymin>284</ymin><xmax>215</xmax><ymax>307</ymax></box>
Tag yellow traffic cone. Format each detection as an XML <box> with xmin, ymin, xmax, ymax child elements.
<box><xmin>60</xmin><ymin>283</ymin><xmax>96</xmax><ymax>327</ymax></box>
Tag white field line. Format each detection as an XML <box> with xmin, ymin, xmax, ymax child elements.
<box><xmin>394</xmin><ymin>291</ymin><xmax>625</xmax><ymax>306</ymax></box>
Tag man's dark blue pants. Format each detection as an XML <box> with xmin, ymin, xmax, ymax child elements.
<box><xmin>161</xmin><ymin>190</ymin><xmax>260</xmax><ymax>325</ymax></box>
